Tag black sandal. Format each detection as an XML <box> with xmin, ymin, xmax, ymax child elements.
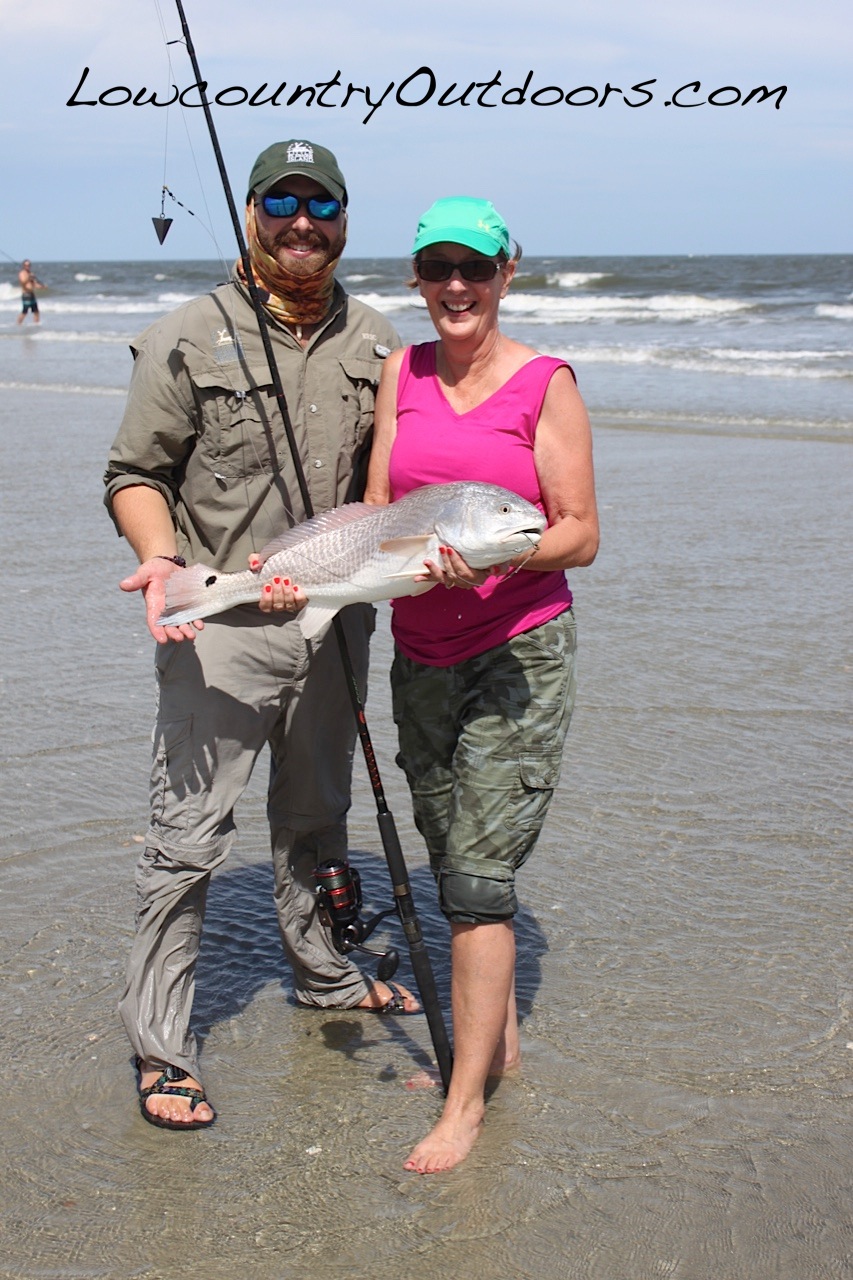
<box><xmin>368</xmin><ymin>981</ymin><xmax>422</xmax><ymax>1015</ymax></box>
<box><xmin>136</xmin><ymin>1059</ymin><xmax>216</xmax><ymax>1130</ymax></box>
<box><xmin>294</xmin><ymin>980</ymin><xmax>422</xmax><ymax>1016</ymax></box>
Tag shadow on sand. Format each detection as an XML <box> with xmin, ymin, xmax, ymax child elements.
<box><xmin>189</xmin><ymin>844</ymin><xmax>549</xmax><ymax>1076</ymax></box>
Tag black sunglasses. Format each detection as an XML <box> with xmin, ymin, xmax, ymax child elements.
<box><xmin>415</xmin><ymin>258</ymin><xmax>501</xmax><ymax>283</ymax></box>
<box><xmin>259</xmin><ymin>193</ymin><xmax>342</xmax><ymax>221</ymax></box>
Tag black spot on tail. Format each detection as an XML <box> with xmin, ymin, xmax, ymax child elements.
<box><xmin>205</xmin><ymin>575</ymin><xmax>217</xmax><ymax>587</ymax></box>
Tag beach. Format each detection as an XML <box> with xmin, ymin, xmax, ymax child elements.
<box><xmin>0</xmin><ymin>260</ymin><xmax>850</xmax><ymax>1279</ymax></box>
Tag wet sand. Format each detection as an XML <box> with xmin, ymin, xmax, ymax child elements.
<box><xmin>0</xmin><ymin>388</ymin><xmax>850</xmax><ymax>1279</ymax></box>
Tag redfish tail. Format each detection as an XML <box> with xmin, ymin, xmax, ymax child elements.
<box><xmin>156</xmin><ymin>564</ymin><xmax>260</xmax><ymax>626</ymax></box>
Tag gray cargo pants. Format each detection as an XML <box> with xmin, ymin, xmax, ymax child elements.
<box><xmin>118</xmin><ymin>603</ymin><xmax>374</xmax><ymax>1080</ymax></box>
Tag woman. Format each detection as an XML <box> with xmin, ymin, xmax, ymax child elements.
<box><xmin>365</xmin><ymin>196</ymin><xmax>599</xmax><ymax>1173</ymax></box>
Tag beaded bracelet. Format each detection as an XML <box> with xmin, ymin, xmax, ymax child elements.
<box><xmin>155</xmin><ymin>555</ymin><xmax>187</xmax><ymax>568</ymax></box>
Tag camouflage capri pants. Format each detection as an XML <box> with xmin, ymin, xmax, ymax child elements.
<box><xmin>390</xmin><ymin>609</ymin><xmax>577</xmax><ymax>924</ymax></box>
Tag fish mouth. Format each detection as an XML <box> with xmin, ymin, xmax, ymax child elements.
<box><xmin>498</xmin><ymin>524</ymin><xmax>543</xmax><ymax>545</ymax></box>
<box><xmin>464</xmin><ymin>525</ymin><xmax>542</xmax><ymax>564</ymax></box>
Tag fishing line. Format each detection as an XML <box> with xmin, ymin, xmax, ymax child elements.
<box><xmin>154</xmin><ymin>0</ymin><xmax>454</xmax><ymax>1090</ymax></box>
<box><xmin>153</xmin><ymin>0</ymin><xmax>286</xmax><ymax>550</ymax></box>
<box><xmin>151</xmin><ymin>0</ymin><xmax>174</xmax><ymax>245</ymax></box>
<box><xmin>151</xmin><ymin>0</ymin><xmax>231</xmax><ymax>263</ymax></box>
<box><xmin>153</xmin><ymin>0</ymin><xmax>305</xmax><ymax>541</ymax></box>
<box><xmin>159</xmin><ymin>184</ymin><xmax>199</xmax><ymax>223</ymax></box>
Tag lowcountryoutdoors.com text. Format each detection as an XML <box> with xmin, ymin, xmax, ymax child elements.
<box><xmin>67</xmin><ymin>66</ymin><xmax>787</xmax><ymax>125</ymax></box>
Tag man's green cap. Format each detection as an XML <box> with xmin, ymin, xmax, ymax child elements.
<box><xmin>412</xmin><ymin>197</ymin><xmax>510</xmax><ymax>258</ymax></box>
<box><xmin>247</xmin><ymin>140</ymin><xmax>347</xmax><ymax>205</ymax></box>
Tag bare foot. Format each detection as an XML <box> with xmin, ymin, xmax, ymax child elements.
<box><xmin>404</xmin><ymin>1107</ymin><xmax>485</xmax><ymax>1174</ymax></box>
<box><xmin>357</xmin><ymin>980</ymin><xmax>421</xmax><ymax>1014</ymax></box>
<box><xmin>137</xmin><ymin>1063</ymin><xmax>215</xmax><ymax>1127</ymax></box>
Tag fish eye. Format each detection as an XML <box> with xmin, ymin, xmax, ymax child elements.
<box><xmin>499</xmin><ymin>504</ymin><xmax>511</xmax><ymax>514</ymax></box>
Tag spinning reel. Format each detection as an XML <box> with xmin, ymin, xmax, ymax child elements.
<box><xmin>313</xmin><ymin>859</ymin><xmax>400</xmax><ymax>982</ymax></box>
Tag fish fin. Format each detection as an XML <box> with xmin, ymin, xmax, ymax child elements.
<box><xmin>297</xmin><ymin>601</ymin><xmax>342</xmax><ymax>641</ymax></box>
<box><xmin>380</xmin><ymin>578</ymin><xmax>438</xmax><ymax>595</ymax></box>
<box><xmin>156</xmin><ymin>564</ymin><xmax>257</xmax><ymax>625</ymax></box>
<box><xmin>258</xmin><ymin>503</ymin><xmax>375</xmax><ymax>564</ymax></box>
<box><xmin>378</xmin><ymin>534</ymin><xmax>440</xmax><ymax>579</ymax></box>
<box><xmin>382</xmin><ymin>569</ymin><xmax>435</xmax><ymax>582</ymax></box>
<box><xmin>378</xmin><ymin>535</ymin><xmax>434</xmax><ymax>556</ymax></box>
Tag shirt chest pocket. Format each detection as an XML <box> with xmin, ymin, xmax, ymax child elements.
<box><xmin>189</xmin><ymin>364</ymin><xmax>278</xmax><ymax>480</ymax></box>
<box><xmin>338</xmin><ymin>357</ymin><xmax>380</xmax><ymax>448</ymax></box>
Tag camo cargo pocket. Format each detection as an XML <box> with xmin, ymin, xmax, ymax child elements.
<box><xmin>504</xmin><ymin>751</ymin><xmax>563</xmax><ymax>863</ymax></box>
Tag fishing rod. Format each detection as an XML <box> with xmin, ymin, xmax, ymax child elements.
<box><xmin>168</xmin><ymin>0</ymin><xmax>453</xmax><ymax>1091</ymax></box>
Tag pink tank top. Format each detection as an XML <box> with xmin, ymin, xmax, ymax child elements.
<box><xmin>389</xmin><ymin>342</ymin><xmax>573</xmax><ymax>666</ymax></box>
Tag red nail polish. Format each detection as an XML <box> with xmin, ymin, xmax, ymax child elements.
<box><xmin>283</xmin><ymin>579</ymin><xmax>290</xmax><ymax>586</ymax></box>
<box><xmin>264</xmin><ymin>584</ymin><xmax>272</xmax><ymax>593</ymax></box>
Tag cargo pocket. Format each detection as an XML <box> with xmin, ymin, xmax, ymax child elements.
<box><xmin>504</xmin><ymin>752</ymin><xmax>563</xmax><ymax>863</ymax></box>
<box><xmin>150</xmin><ymin>716</ymin><xmax>194</xmax><ymax>831</ymax></box>
<box><xmin>339</xmin><ymin>357</ymin><xmax>381</xmax><ymax>440</ymax></box>
<box><xmin>189</xmin><ymin>365</ymin><xmax>277</xmax><ymax>481</ymax></box>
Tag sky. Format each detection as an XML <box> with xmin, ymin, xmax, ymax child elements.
<box><xmin>0</xmin><ymin>0</ymin><xmax>850</xmax><ymax>262</ymax></box>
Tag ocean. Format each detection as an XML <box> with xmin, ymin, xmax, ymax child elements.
<box><xmin>1</xmin><ymin>253</ymin><xmax>851</xmax><ymax>439</ymax></box>
<box><xmin>0</xmin><ymin>255</ymin><xmax>850</xmax><ymax>1279</ymax></box>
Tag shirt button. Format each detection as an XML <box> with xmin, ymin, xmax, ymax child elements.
<box><xmin>312</xmin><ymin>459</ymin><xmax>324</xmax><ymax>468</ymax></box>
<box><xmin>309</xmin><ymin>403</ymin><xmax>318</xmax><ymax>413</ymax></box>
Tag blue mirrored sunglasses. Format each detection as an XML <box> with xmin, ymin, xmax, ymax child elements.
<box><xmin>260</xmin><ymin>193</ymin><xmax>342</xmax><ymax>221</ymax></box>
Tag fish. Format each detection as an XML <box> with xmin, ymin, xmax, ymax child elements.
<box><xmin>156</xmin><ymin>481</ymin><xmax>546</xmax><ymax>640</ymax></box>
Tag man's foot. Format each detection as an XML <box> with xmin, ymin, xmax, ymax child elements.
<box><xmin>405</xmin><ymin>1067</ymin><xmax>443</xmax><ymax>1090</ymax></box>
<box><xmin>356</xmin><ymin>980</ymin><xmax>421</xmax><ymax>1015</ymax></box>
<box><xmin>404</xmin><ymin>1106</ymin><xmax>485</xmax><ymax>1174</ymax></box>
<box><xmin>136</xmin><ymin>1060</ymin><xmax>216</xmax><ymax>1129</ymax></box>
<box><xmin>294</xmin><ymin>980</ymin><xmax>422</xmax><ymax>1015</ymax></box>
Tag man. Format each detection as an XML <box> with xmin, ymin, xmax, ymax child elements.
<box><xmin>104</xmin><ymin>140</ymin><xmax>412</xmax><ymax>1131</ymax></box>
<box><xmin>17</xmin><ymin>259</ymin><xmax>45</xmax><ymax>324</ymax></box>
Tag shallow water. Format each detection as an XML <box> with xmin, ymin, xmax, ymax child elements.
<box><xmin>0</xmin><ymin>382</ymin><xmax>851</xmax><ymax>1278</ymax></box>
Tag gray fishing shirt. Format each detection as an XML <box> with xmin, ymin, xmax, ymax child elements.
<box><xmin>104</xmin><ymin>272</ymin><xmax>399</xmax><ymax>573</ymax></box>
